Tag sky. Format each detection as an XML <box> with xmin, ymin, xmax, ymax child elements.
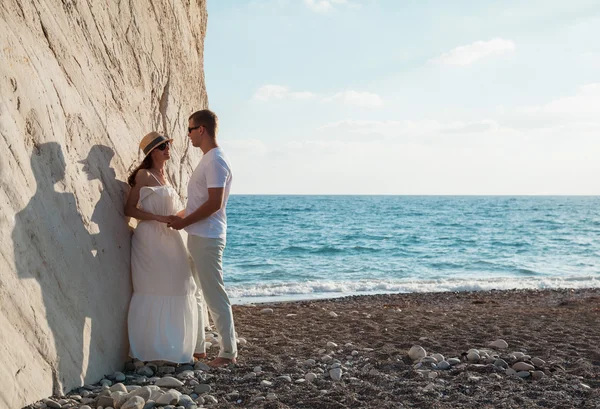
<box><xmin>204</xmin><ymin>0</ymin><xmax>600</xmax><ymax>195</ymax></box>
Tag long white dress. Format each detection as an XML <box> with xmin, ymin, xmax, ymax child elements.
<box><xmin>128</xmin><ymin>184</ymin><xmax>198</xmax><ymax>363</ymax></box>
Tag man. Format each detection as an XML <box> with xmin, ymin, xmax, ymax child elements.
<box><xmin>169</xmin><ymin>109</ymin><xmax>237</xmax><ymax>367</ymax></box>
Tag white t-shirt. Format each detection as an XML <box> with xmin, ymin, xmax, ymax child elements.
<box><xmin>184</xmin><ymin>147</ymin><xmax>232</xmax><ymax>239</ymax></box>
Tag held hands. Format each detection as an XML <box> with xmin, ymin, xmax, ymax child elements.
<box><xmin>167</xmin><ymin>216</ymin><xmax>187</xmax><ymax>230</ymax></box>
<box><xmin>156</xmin><ymin>215</ymin><xmax>179</xmax><ymax>224</ymax></box>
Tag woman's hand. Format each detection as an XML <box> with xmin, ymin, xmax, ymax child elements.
<box><xmin>155</xmin><ymin>215</ymin><xmax>177</xmax><ymax>224</ymax></box>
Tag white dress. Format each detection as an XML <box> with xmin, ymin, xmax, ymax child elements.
<box><xmin>128</xmin><ymin>184</ymin><xmax>198</xmax><ymax>363</ymax></box>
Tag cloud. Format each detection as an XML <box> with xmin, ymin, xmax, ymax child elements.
<box><xmin>319</xmin><ymin>119</ymin><xmax>499</xmax><ymax>139</ymax></box>
<box><xmin>253</xmin><ymin>85</ymin><xmax>315</xmax><ymax>101</ymax></box>
<box><xmin>519</xmin><ymin>83</ymin><xmax>600</xmax><ymax>117</ymax></box>
<box><xmin>431</xmin><ymin>38</ymin><xmax>515</xmax><ymax>66</ymax></box>
<box><xmin>323</xmin><ymin>90</ymin><xmax>383</xmax><ymax>107</ymax></box>
<box><xmin>304</xmin><ymin>0</ymin><xmax>355</xmax><ymax>13</ymax></box>
<box><xmin>253</xmin><ymin>85</ymin><xmax>383</xmax><ymax>107</ymax></box>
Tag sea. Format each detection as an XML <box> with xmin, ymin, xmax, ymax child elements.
<box><xmin>222</xmin><ymin>196</ymin><xmax>600</xmax><ymax>304</ymax></box>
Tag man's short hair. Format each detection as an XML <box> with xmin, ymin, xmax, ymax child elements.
<box><xmin>189</xmin><ymin>109</ymin><xmax>218</xmax><ymax>138</ymax></box>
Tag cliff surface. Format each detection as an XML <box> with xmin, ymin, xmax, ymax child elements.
<box><xmin>0</xmin><ymin>1</ymin><xmax>207</xmax><ymax>406</ymax></box>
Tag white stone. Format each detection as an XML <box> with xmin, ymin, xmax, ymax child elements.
<box><xmin>261</xmin><ymin>308</ymin><xmax>274</xmax><ymax>314</ymax></box>
<box><xmin>155</xmin><ymin>391</ymin><xmax>179</xmax><ymax>406</ymax></box>
<box><xmin>467</xmin><ymin>351</ymin><xmax>480</xmax><ymax>363</ymax></box>
<box><xmin>531</xmin><ymin>357</ymin><xmax>546</xmax><ymax>367</ymax></box>
<box><xmin>326</xmin><ymin>341</ymin><xmax>338</xmax><ymax>348</ymax></box>
<box><xmin>305</xmin><ymin>372</ymin><xmax>317</xmax><ymax>382</ymax></box>
<box><xmin>155</xmin><ymin>376</ymin><xmax>183</xmax><ymax>388</ymax></box>
<box><xmin>489</xmin><ymin>339</ymin><xmax>509</xmax><ymax>349</ymax></box>
<box><xmin>237</xmin><ymin>338</ymin><xmax>247</xmax><ymax>346</ymax></box>
<box><xmin>121</xmin><ymin>396</ymin><xmax>145</xmax><ymax>409</ymax></box>
<box><xmin>432</xmin><ymin>353</ymin><xmax>444</xmax><ymax>362</ymax></box>
<box><xmin>261</xmin><ymin>380</ymin><xmax>273</xmax><ymax>387</ymax></box>
<box><xmin>408</xmin><ymin>345</ymin><xmax>427</xmax><ymax>361</ymax></box>
<box><xmin>329</xmin><ymin>311</ymin><xmax>338</xmax><ymax>317</ymax></box>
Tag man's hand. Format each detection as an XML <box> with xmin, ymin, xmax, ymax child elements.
<box><xmin>168</xmin><ymin>216</ymin><xmax>188</xmax><ymax>230</ymax></box>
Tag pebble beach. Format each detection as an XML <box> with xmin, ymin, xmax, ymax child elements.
<box><xmin>27</xmin><ymin>288</ymin><xmax>600</xmax><ymax>409</ymax></box>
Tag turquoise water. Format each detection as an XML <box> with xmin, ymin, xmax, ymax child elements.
<box><xmin>223</xmin><ymin>196</ymin><xmax>600</xmax><ymax>304</ymax></box>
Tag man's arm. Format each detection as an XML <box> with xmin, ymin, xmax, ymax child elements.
<box><xmin>169</xmin><ymin>187</ymin><xmax>224</xmax><ymax>230</ymax></box>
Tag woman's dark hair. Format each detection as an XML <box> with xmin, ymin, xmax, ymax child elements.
<box><xmin>128</xmin><ymin>154</ymin><xmax>154</xmax><ymax>186</ymax></box>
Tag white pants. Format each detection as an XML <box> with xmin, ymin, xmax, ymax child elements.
<box><xmin>188</xmin><ymin>235</ymin><xmax>237</xmax><ymax>359</ymax></box>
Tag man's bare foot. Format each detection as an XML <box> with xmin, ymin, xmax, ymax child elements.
<box><xmin>208</xmin><ymin>357</ymin><xmax>237</xmax><ymax>367</ymax></box>
<box><xmin>193</xmin><ymin>352</ymin><xmax>207</xmax><ymax>360</ymax></box>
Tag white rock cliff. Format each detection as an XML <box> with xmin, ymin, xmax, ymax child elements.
<box><xmin>0</xmin><ymin>1</ymin><xmax>208</xmax><ymax>407</ymax></box>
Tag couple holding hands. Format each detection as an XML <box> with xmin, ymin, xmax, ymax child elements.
<box><xmin>124</xmin><ymin>109</ymin><xmax>236</xmax><ymax>367</ymax></box>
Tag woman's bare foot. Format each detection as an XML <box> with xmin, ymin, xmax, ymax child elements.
<box><xmin>193</xmin><ymin>352</ymin><xmax>207</xmax><ymax>360</ymax></box>
<box><xmin>208</xmin><ymin>357</ymin><xmax>236</xmax><ymax>367</ymax></box>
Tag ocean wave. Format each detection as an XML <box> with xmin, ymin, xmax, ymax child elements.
<box><xmin>227</xmin><ymin>276</ymin><xmax>600</xmax><ymax>300</ymax></box>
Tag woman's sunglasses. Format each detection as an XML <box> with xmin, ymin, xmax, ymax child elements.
<box><xmin>156</xmin><ymin>142</ymin><xmax>170</xmax><ymax>151</ymax></box>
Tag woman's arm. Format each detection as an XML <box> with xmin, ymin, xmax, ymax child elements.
<box><xmin>124</xmin><ymin>170</ymin><xmax>173</xmax><ymax>223</ymax></box>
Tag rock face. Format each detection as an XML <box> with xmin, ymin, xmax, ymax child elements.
<box><xmin>0</xmin><ymin>1</ymin><xmax>207</xmax><ymax>407</ymax></box>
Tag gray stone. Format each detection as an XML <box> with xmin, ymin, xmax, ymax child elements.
<box><xmin>512</xmin><ymin>362</ymin><xmax>535</xmax><ymax>371</ymax></box>
<box><xmin>489</xmin><ymin>339</ymin><xmax>509</xmax><ymax>349</ymax></box>
<box><xmin>194</xmin><ymin>384</ymin><xmax>212</xmax><ymax>394</ymax></box>
<box><xmin>532</xmin><ymin>370</ymin><xmax>545</xmax><ymax>380</ymax></box>
<box><xmin>136</xmin><ymin>366</ymin><xmax>154</xmax><ymax>377</ymax></box>
<box><xmin>329</xmin><ymin>368</ymin><xmax>342</xmax><ymax>381</ymax></box>
<box><xmin>42</xmin><ymin>400</ymin><xmax>61</xmax><ymax>409</ymax></box>
<box><xmin>114</xmin><ymin>372</ymin><xmax>127</xmax><ymax>382</ymax></box>
<box><xmin>494</xmin><ymin>359</ymin><xmax>509</xmax><ymax>369</ymax></box>
<box><xmin>531</xmin><ymin>357</ymin><xmax>546</xmax><ymax>367</ymax></box>
<box><xmin>437</xmin><ymin>360</ymin><xmax>451</xmax><ymax>370</ymax></box>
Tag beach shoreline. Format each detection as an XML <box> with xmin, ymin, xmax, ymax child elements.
<box><xmin>31</xmin><ymin>287</ymin><xmax>600</xmax><ymax>408</ymax></box>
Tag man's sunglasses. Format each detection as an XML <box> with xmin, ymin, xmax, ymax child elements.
<box><xmin>188</xmin><ymin>125</ymin><xmax>202</xmax><ymax>134</ymax></box>
<box><xmin>156</xmin><ymin>142</ymin><xmax>170</xmax><ymax>151</ymax></box>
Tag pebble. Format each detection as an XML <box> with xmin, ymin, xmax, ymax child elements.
<box><xmin>531</xmin><ymin>357</ymin><xmax>546</xmax><ymax>367</ymax></box>
<box><xmin>517</xmin><ymin>371</ymin><xmax>530</xmax><ymax>378</ymax></box>
<box><xmin>512</xmin><ymin>352</ymin><xmax>525</xmax><ymax>359</ymax></box>
<box><xmin>467</xmin><ymin>351</ymin><xmax>480</xmax><ymax>363</ymax></box>
<box><xmin>506</xmin><ymin>368</ymin><xmax>518</xmax><ymax>377</ymax></box>
<box><xmin>305</xmin><ymin>372</ymin><xmax>317</xmax><ymax>381</ymax></box>
<box><xmin>321</xmin><ymin>354</ymin><xmax>333</xmax><ymax>362</ymax></box>
<box><xmin>237</xmin><ymin>337</ymin><xmax>247</xmax><ymax>346</ymax></box>
<box><xmin>266</xmin><ymin>393</ymin><xmax>278</xmax><ymax>401</ymax></box>
<box><xmin>110</xmin><ymin>383</ymin><xmax>127</xmax><ymax>393</ymax></box>
<box><xmin>329</xmin><ymin>311</ymin><xmax>338</xmax><ymax>317</ymax></box>
<box><xmin>432</xmin><ymin>353</ymin><xmax>444</xmax><ymax>362</ymax></box>
<box><xmin>329</xmin><ymin>368</ymin><xmax>343</xmax><ymax>381</ymax></box>
<box><xmin>42</xmin><ymin>400</ymin><xmax>61</xmax><ymax>409</ymax></box>
<box><xmin>447</xmin><ymin>358</ymin><xmax>461</xmax><ymax>365</ymax></box>
<box><xmin>512</xmin><ymin>362</ymin><xmax>534</xmax><ymax>371</ymax></box>
<box><xmin>489</xmin><ymin>339</ymin><xmax>509</xmax><ymax>349</ymax></box>
<box><xmin>194</xmin><ymin>384</ymin><xmax>211</xmax><ymax>394</ymax></box>
<box><xmin>155</xmin><ymin>377</ymin><xmax>184</xmax><ymax>388</ymax></box>
<box><xmin>277</xmin><ymin>375</ymin><xmax>292</xmax><ymax>382</ymax></box>
<box><xmin>156</xmin><ymin>391</ymin><xmax>180</xmax><ymax>406</ymax></box>
<box><xmin>408</xmin><ymin>345</ymin><xmax>427</xmax><ymax>361</ymax></box>
<box><xmin>351</xmin><ymin>350</ymin><xmax>359</xmax><ymax>356</ymax></box>
<box><xmin>261</xmin><ymin>308</ymin><xmax>274</xmax><ymax>314</ymax></box>
<box><xmin>204</xmin><ymin>395</ymin><xmax>218</xmax><ymax>404</ymax></box>
<box><xmin>137</xmin><ymin>366</ymin><xmax>154</xmax><ymax>377</ymax></box>
<box><xmin>194</xmin><ymin>362</ymin><xmax>211</xmax><ymax>372</ymax></box>
<box><xmin>532</xmin><ymin>370</ymin><xmax>546</xmax><ymax>380</ymax></box>
<box><xmin>114</xmin><ymin>372</ymin><xmax>126</xmax><ymax>382</ymax></box>
<box><xmin>261</xmin><ymin>380</ymin><xmax>273</xmax><ymax>387</ymax></box>
<box><xmin>326</xmin><ymin>341</ymin><xmax>338</xmax><ymax>348</ymax></box>
<box><xmin>121</xmin><ymin>396</ymin><xmax>145</xmax><ymax>409</ymax></box>
<box><xmin>254</xmin><ymin>366</ymin><xmax>262</xmax><ymax>373</ymax></box>
<box><xmin>437</xmin><ymin>360</ymin><xmax>451</xmax><ymax>370</ymax></box>
<box><xmin>494</xmin><ymin>359</ymin><xmax>509</xmax><ymax>369</ymax></box>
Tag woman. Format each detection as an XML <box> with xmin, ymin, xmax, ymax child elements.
<box><xmin>125</xmin><ymin>131</ymin><xmax>198</xmax><ymax>363</ymax></box>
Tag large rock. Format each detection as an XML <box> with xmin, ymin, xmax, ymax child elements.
<box><xmin>0</xmin><ymin>1</ymin><xmax>208</xmax><ymax>407</ymax></box>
